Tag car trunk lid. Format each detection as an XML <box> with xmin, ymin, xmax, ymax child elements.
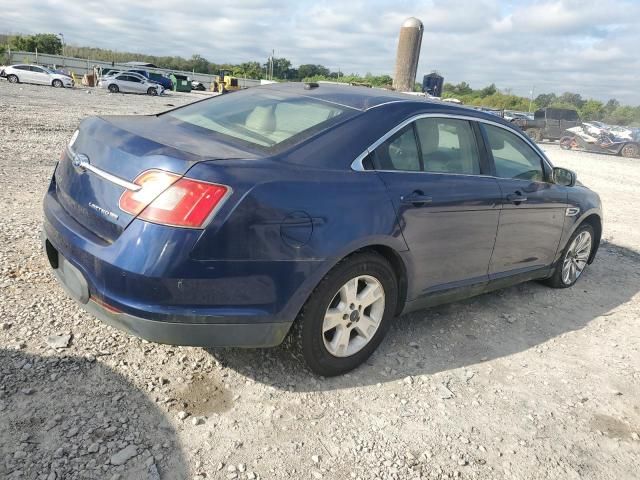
<box><xmin>54</xmin><ymin>115</ymin><xmax>256</xmax><ymax>243</ymax></box>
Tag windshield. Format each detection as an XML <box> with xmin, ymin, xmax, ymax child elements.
<box><xmin>165</xmin><ymin>89</ymin><xmax>353</xmax><ymax>149</ymax></box>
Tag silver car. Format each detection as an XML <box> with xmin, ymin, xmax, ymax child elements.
<box><xmin>98</xmin><ymin>72</ymin><xmax>164</xmax><ymax>96</ymax></box>
<box><xmin>3</xmin><ymin>64</ymin><xmax>74</xmax><ymax>88</ymax></box>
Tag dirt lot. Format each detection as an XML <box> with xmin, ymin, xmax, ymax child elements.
<box><xmin>0</xmin><ymin>82</ymin><xmax>638</xmax><ymax>480</ymax></box>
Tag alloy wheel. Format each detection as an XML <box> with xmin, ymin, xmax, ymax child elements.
<box><xmin>322</xmin><ymin>275</ymin><xmax>385</xmax><ymax>357</ymax></box>
<box><xmin>561</xmin><ymin>231</ymin><xmax>592</xmax><ymax>285</ymax></box>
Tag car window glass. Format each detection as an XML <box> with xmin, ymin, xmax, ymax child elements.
<box><xmin>30</xmin><ymin>66</ymin><xmax>45</xmax><ymax>73</ymax></box>
<box><xmin>372</xmin><ymin>125</ymin><xmax>420</xmax><ymax>171</ymax></box>
<box><xmin>16</xmin><ymin>65</ymin><xmax>29</xmax><ymax>71</ymax></box>
<box><xmin>167</xmin><ymin>90</ymin><xmax>351</xmax><ymax>150</ymax></box>
<box><xmin>484</xmin><ymin>124</ymin><xmax>544</xmax><ymax>181</ymax></box>
<box><xmin>128</xmin><ymin>76</ymin><xmax>142</xmax><ymax>83</ymax></box>
<box><xmin>414</xmin><ymin>118</ymin><xmax>480</xmax><ymax>175</ymax></box>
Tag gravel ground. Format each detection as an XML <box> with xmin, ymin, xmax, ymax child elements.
<box><xmin>0</xmin><ymin>82</ymin><xmax>639</xmax><ymax>480</ymax></box>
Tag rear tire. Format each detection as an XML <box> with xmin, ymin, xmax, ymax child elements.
<box><xmin>288</xmin><ymin>252</ymin><xmax>398</xmax><ymax>376</ymax></box>
<box><xmin>621</xmin><ymin>143</ymin><xmax>639</xmax><ymax>158</ymax></box>
<box><xmin>108</xmin><ymin>84</ymin><xmax>119</xmax><ymax>93</ymax></box>
<box><xmin>7</xmin><ymin>74</ymin><xmax>18</xmax><ymax>84</ymax></box>
<box><xmin>147</xmin><ymin>87</ymin><xmax>157</xmax><ymax>96</ymax></box>
<box><xmin>52</xmin><ymin>79</ymin><xmax>63</xmax><ymax>88</ymax></box>
<box><xmin>560</xmin><ymin>136</ymin><xmax>573</xmax><ymax>150</ymax></box>
<box><xmin>527</xmin><ymin>129</ymin><xmax>542</xmax><ymax>142</ymax></box>
<box><xmin>544</xmin><ymin>223</ymin><xmax>594</xmax><ymax>288</ymax></box>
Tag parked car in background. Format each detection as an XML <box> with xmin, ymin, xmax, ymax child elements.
<box><xmin>191</xmin><ymin>81</ymin><xmax>206</xmax><ymax>91</ymax></box>
<box><xmin>98</xmin><ymin>72</ymin><xmax>164</xmax><ymax>95</ymax></box>
<box><xmin>43</xmin><ymin>83</ymin><xmax>602</xmax><ymax>376</ymax></box>
<box><xmin>3</xmin><ymin>64</ymin><xmax>74</xmax><ymax>88</ymax></box>
<box><xmin>513</xmin><ymin>107</ymin><xmax>580</xmax><ymax>142</ymax></box>
<box><xmin>127</xmin><ymin>69</ymin><xmax>173</xmax><ymax>91</ymax></box>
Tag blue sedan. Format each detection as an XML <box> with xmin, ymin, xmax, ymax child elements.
<box><xmin>43</xmin><ymin>83</ymin><xmax>602</xmax><ymax>376</ymax></box>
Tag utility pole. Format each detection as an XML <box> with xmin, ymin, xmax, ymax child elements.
<box><xmin>58</xmin><ymin>33</ymin><xmax>65</xmax><ymax>57</ymax></box>
<box><xmin>529</xmin><ymin>86</ymin><xmax>535</xmax><ymax>113</ymax></box>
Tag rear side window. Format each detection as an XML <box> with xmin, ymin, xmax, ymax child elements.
<box><xmin>414</xmin><ymin>118</ymin><xmax>480</xmax><ymax>175</ymax></box>
<box><xmin>166</xmin><ymin>89</ymin><xmax>351</xmax><ymax>150</ymax></box>
<box><xmin>483</xmin><ymin>124</ymin><xmax>544</xmax><ymax>181</ymax></box>
<box><xmin>371</xmin><ymin>125</ymin><xmax>421</xmax><ymax>171</ymax></box>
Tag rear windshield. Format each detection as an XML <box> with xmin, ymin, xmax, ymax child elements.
<box><xmin>165</xmin><ymin>89</ymin><xmax>353</xmax><ymax>150</ymax></box>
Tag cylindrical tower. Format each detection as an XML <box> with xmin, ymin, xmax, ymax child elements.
<box><xmin>392</xmin><ymin>17</ymin><xmax>424</xmax><ymax>92</ymax></box>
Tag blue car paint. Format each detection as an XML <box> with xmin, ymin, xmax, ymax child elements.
<box><xmin>43</xmin><ymin>83</ymin><xmax>602</xmax><ymax>347</ymax></box>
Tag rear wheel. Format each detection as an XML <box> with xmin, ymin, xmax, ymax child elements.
<box><xmin>544</xmin><ymin>224</ymin><xmax>594</xmax><ymax>288</ymax></box>
<box><xmin>289</xmin><ymin>252</ymin><xmax>398</xmax><ymax>376</ymax></box>
<box><xmin>560</xmin><ymin>136</ymin><xmax>573</xmax><ymax>150</ymax></box>
<box><xmin>7</xmin><ymin>74</ymin><xmax>18</xmax><ymax>84</ymax></box>
<box><xmin>621</xmin><ymin>143</ymin><xmax>639</xmax><ymax>158</ymax></box>
<box><xmin>52</xmin><ymin>79</ymin><xmax>63</xmax><ymax>88</ymax></box>
<box><xmin>527</xmin><ymin>129</ymin><xmax>542</xmax><ymax>142</ymax></box>
<box><xmin>147</xmin><ymin>87</ymin><xmax>157</xmax><ymax>96</ymax></box>
<box><xmin>108</xmin><ymin>84</ymin><xmax>119</xmax><ymax>93</ymax></box>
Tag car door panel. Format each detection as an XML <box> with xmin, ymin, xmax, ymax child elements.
<box><xmin>372</xmin><ymin>117</ymin><xmax>502</xmax><ymax>300</ymax></box>
<box><xmin>380</xmin><ymin>174</ymin><xmax>501</xmax><ymax>297</ymax></box>
<box><xmin>30</xmin><ymin>66</ymin><xmax>49</xmax><ymax>85</ymax></box>
<box><xmin>480</xmin><ymin>123</ymin><xmax>567</xmax><ymax>277</ymax></box>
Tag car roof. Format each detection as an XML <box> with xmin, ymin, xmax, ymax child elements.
<box><xmin>259</xmin><ymin>82</ymin><xmax>502</xmax><ymax>121</ymax></box>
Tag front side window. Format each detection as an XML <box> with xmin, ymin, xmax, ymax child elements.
<box><xmin>414</xmin><ymin>118</ymin><xmax>480</xmax><ymax>175</ymax></box>
<box><xmin>166</xmin><ymin>90</ymin><xmax>351</xmax><ymax>149</ymax></box>
<box><xmin>483</xmin><ymin>124</ymin><xmax>544</xmax><ymax>181</ymax></box>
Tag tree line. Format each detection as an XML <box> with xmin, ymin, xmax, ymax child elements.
<box><xmin>442</xmin><ymin>82</ymin><xmax>640</xmax><ymax>126</ymax></box>
<box><xmin>2</xmin><ymin>33</ymin><xmax>638</xmax><ymax>126</ymax></box>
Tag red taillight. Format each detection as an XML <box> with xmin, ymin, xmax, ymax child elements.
<box><xmin>119</xmin><ymin>170</ymin><xmax>230</xmax><ymax>228</ymax></box>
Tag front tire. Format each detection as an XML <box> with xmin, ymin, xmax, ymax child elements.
<box><xmin>108</xmin><ymin>84</ymin><xmax>119</xmax><ymax>93</ymax></box>
<box><xmin>544</xmin><ymin>223</ymin><xmax>594</xmax><ymax>288</ymax></box>
<box><xmin>147</xmin><ymin>87</ymin><xmax>157</xmax><ymax>96</ymax></box>
<box><xmin>7</xmin><ymin>74</ymin><xmax>18</xmax><ymax>84</ymax></box>
<box><xmin>52</xmin><ymin>79</ymin><xmax>63</xmax><ymax>88</ymax></box>
<box><xmin>621</xmin><ymin>143</ymin><xmax>639</xmax><ymax>158</ymax></box>
<box><xmin>290</xmin><ymin>252</ymin><xmax>398</xmax><ymax>376</ymax></box>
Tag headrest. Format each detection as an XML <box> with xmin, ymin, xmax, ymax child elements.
<box><xmin>245</xmin><ymin>105</ymin><xmax>275</xmax><ymax>133</ymax></box>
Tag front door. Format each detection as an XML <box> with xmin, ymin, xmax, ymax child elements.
<box><xmin>480</xmin><ymin>123</ymin><xmax>567</xmax><ymax>277</ymax></box>
<box><xmin>29</xmin><ymin>66</ymin><xmax>50</xmax><ymax>85</ymax></box>
<box><xmin>371</xmin><ymin>116</ymin><xmax>502</xmax><ymax>300</ymax></box>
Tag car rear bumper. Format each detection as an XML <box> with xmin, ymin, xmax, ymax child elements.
<box><xmin>42</xmin><ymin>183</ymin><xmax>312</xmax><ymax>348</ymax></box>
<box><xmin>44</xmin><ymin>233</ymin><xmax>291</xmax><ymax>347</ymax></box>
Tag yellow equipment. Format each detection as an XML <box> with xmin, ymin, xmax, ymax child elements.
<box><xmin>210</xmin><ymin>70</ymin><xmax>241</xmax><ymax>94</ymax></box>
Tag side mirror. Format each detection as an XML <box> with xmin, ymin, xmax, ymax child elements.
<box><xmin>553</xmin><ymin>167</ymin><xmax>576</xmax><ymax>187</ymax></box>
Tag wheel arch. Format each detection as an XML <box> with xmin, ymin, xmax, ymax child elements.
<box><xmin>580</xmin><ymin>213</ymin><xmax>602</xmax><ymax>264</ymax></box>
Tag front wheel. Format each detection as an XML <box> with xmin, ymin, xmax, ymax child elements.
<box><xmin>107</xmin><ymin>84</ymin><xmax>119</xmax><ymax>93</ymax></box>
<box><xmin>621</xmin><ymin>143</ymin><xmax>639</xmax><ymax>158</ymax></box>
<box><xmin>147</xmin><ymin>87</ymin><xmax>158</xmax><ymax>96</ymax></box>
<box><xmin>544</xmin><ymin>224</ymin><xmax>594</xmax><ymax>288</ymax></box>
<box><xmin>289</xmin><ymin>252</ymin><xmax>398</xmax><ymax>376</ymax></box>
<box><xmin>52</xmin><ymin>79</ymin><xmax>63</xmax><ymax>88</ymax></box>
<box><xmin>7</xmin><ymin>74</ymin><xmax>18</xmax><ymax>84</ymax></box>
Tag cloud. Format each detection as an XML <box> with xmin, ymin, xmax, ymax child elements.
<box><xmin>0</xmin><ymin>0</ymin><xmax>638</xmax><ymax>104</ymax></box>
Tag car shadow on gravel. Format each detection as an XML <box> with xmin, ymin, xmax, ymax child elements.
<box><xmin>207</xmin><ymin>241</ymin><xmax>640</xmax><ymax>391</ymax></box>
<box><xmin>0</xmin><ymin>349</ymin><xmax>188</xmax><ymax>480</ymax></box>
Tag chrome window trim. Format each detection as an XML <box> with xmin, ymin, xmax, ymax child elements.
<box><xmin>350</xmin><ymin>113</ymin><xmax>554</xmax><ymax>176</ymax></box>
<box><xmin>67</xmin><ymin>145</ymin><xmax>141</xmax><ymax>192</ymax></box>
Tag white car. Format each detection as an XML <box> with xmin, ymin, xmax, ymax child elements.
<box><xmin>98</xmin><ymin>71</ymin><xmax>164</xmax><ymax>96</ymax></box>
<box><xmin>3</xmin><ymin>64</ymin><xmax>74</xmax><ymax>88</ymax></box>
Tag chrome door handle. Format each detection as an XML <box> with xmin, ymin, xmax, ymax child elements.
<box><xmin>506</xmin><ymin>192</ymin><xmax>528</xmax><ymax>204</ymax></box>
<box><xmin>400</xmin><ymin>191</ymin><xmax>432</xmax><ymax>206</ymax></box>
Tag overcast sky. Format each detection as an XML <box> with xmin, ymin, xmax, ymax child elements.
<box><xmin>2</xmin><ymin>0</ymin><xmax>639</xmax><ymax>104</ymax></box>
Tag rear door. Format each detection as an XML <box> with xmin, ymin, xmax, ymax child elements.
<box><xmin>14</xmin><ymin>65</ymin><xmax>34</xmax><ymax>82</ymax></box>
<box><xmin>480</xmin><ymin>123</ymin><xmax>567</xmax><ymax>277</ymax></box>
<box><xmin>371</xmin><ymin>116</ymin><xmax>502</xmax><ymax>300</ymax></box>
